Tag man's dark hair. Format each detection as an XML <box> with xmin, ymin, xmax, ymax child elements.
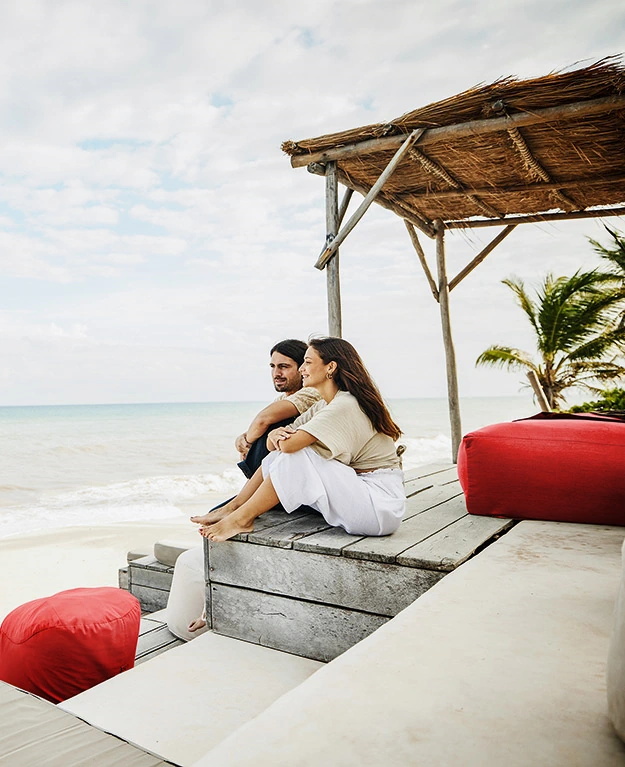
<box><xmin>270</xmin><ymin>339</ymin><xmax>308</xmax><ymax>368</ymax></box>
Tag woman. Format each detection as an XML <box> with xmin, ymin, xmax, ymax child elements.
<box><xmin>192</xmin><ymin>337</ymin><xmax>405</xmax><ymax>542</ymax></box>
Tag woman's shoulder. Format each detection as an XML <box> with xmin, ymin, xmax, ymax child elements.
<box><xmin>330</xmin><ymin>390</ymin><xmax>358</xmax><ymax>408</ymax></box>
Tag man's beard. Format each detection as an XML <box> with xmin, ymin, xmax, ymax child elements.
<box><xmin>274</xmin><ymin>378</ymin><xmax>300</xmax><ymax>394</ymax></box>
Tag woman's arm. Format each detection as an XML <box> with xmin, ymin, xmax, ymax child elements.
<box><xmin>276</xmin><ymin>429</ymin><xmax>317</xmax><ymax>453</ymax></box>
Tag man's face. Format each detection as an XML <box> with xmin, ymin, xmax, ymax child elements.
<box><xmin>270</xmin><ymin>351</ymin><xmax>302</xmax><ymax>394</ymax></box>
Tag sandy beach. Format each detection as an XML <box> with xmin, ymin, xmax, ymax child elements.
<box><xmin>0</xmin><ymin>516</ymin><xmax>202</xmax><ymax>622</ymax></box>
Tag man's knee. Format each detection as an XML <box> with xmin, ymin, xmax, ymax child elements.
<box><xmin>239</xmin><ymin>417</ymin><xmax>296</xmax><ymax>478</ymax></box>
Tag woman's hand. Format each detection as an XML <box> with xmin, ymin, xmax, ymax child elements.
<box><xmin>267</xmin><ymin>425</ymin><xmax>295</xmax><ymax>451</ymax></box>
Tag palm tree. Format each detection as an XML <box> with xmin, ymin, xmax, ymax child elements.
<box><xmin>476</xmin><ymin>270</ymin><xmax>625</xmax><ymax>409</ymax></box>
<box><xmin>590</xmin><ymin>226</ymin><xmax>625</xmax><ymax>327</ymax></box>
<box><xmin>590</xmin><ymin>226</ymin><xmax>625</xmax><ymax>277</ymax></box>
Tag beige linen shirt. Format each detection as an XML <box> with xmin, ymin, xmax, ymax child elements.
<box><xmin>293</xmin><ymin>390</ymin><xmax>400</xmax><ymax>471</ymax></box>
<box><xmin>277</xmin><ymin>387</ymin><xmax>322</xmax><ymax>414</ymax></box>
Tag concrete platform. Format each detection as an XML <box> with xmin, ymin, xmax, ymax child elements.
<box><xmin>190</xmin><ymin>520</ymin><xmax>625</xmax><ymax>767</ymax></box>
<box><xmin>60</xmin><ymin>631</ymin><xmax>322</xmax><ymax>767</ymax></box>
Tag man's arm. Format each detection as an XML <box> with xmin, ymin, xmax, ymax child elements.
<box><xmin>235</xmin><ymin>399</ymin><xmax>300</xmax><ymax>454</ymax></box>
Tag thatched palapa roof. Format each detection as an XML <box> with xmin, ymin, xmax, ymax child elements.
<box><xmin>282</xmin><ymin>58</ymin><xmax>625</xmax><ymax>236</ymax></box>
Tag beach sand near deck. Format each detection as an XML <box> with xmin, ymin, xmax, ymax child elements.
<box><xmin>0</xmin><ymin>516</ymin><xmax>202</xmax><ymax>622</ymax></box>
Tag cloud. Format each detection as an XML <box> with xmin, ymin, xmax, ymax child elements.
<box><xmin>0</xmin><ymin>0</ymin><xmax>623</xmax><ymax>404</ymax></box>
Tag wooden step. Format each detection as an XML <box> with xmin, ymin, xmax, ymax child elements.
<box><xmin>124</xmin><ymin>464</ymin><xmax>514</xmax><ymax>662</ymax></box>
<box><xmin>202</xmin><ymin>464</ymin><xmax>514</xmax><ymax>662</ymax></box>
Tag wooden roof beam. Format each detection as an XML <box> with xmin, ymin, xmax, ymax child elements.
<box><xmin>396</xmin><ymin>173</ymin><xmax>625</xmax><ymax>201</ymax></box>
<box><xmin>290</xmin><ymin>94</ymin><xmax>625</xmax><ymax>168</ymax></box>
<box><xmin>444</xmin><ymin>206</ymin><xmax>625</xmax><ymax>229</ymax></box>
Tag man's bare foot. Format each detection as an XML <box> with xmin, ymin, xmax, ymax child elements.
<box><xmin>188</xmin><ymin>614</ymin><xmax>206</xmax><ymax>633</ymax></box>
<box><xmin>190</xmin><ymin>504</ymin><xmax>233</xmax><ymax>525</ymax></box>
<box><xmin>199</xmin><ymin>515</ymin><xmax>254</xmax><ymax>542</ymax></box>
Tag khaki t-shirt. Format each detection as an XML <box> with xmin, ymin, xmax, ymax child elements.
<box><xmin>293</xmin><ymin>390</ymin><xmax>400</xmax><ymax>471</ymax></box>
<box><xmin>277</xmin><ymin>386</ymin><xmax>322</xmax><ymax>415</ymax></box>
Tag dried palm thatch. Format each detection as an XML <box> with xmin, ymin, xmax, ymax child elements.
<box><xmin>282</xmin><ymin>57</ymin><xmax>625</xmax><ymax>232</ymax></box>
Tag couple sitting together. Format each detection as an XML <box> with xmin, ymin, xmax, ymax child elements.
<box><xmin>191</xmin><ymin>336</ymin><xmax>406</xmax><ymax>542</ymax></box>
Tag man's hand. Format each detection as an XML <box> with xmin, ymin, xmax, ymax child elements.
<box><xmin>267</xmin><ymin>425</ymin><xmax>295</xmax><ymax>451</ymax></box>
<box><xmin>235</xmin><ymin>433</ymin><xmax>250</xmax><ymax>458</ymax></box>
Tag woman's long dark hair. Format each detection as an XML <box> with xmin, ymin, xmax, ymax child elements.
<box><xmin>308</xmin><ymin>337</ymin><xmax>402</xmax><ymax>441</ymax></box>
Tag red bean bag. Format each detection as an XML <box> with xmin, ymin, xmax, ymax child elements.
<box><xmin>457</xmin><ymin>413</ymin><xmax>625</xmax><ymax>526</ymax></box>
<box><xmin>0</xmin><ymin>587</ymin><xmax>140</xmax><ymax>703</ymax></box>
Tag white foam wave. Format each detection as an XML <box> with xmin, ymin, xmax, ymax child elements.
<box><xmin>400</xmin><ymin>435</ymin><xmax>452</xmax><ymax>471</ymax></box>
<box><xmin>0</xmin><ymin>470</ymin><xmax>245</xmax><ymax>539</ymax></box>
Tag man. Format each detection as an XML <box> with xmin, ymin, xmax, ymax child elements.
<box><xmin>183</xmin><ymin>340</ymin><xmax>319</xmax><ymax>634</ymax></box>
<box><xmin>234</xmin><ymin>339</ymin><xmax>321</xmax><ymax>479</ymax></box>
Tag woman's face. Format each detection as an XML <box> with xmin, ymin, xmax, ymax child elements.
<box><xmin>300</xmin><ymin>346</ymin><xmax>334</xmax><ymax>389</ymax></box>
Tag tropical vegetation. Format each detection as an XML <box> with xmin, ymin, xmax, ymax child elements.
<box><xmin>569</xmin><ymin>387</ymin><xmax>625</xmax><ymax>413</ymax></box>
<box><xmin>476</xmin><ymin>268</ymin><xmax>625</xmax><ymax>410</ymax></box>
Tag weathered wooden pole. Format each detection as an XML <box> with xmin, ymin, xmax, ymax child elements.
<box><xmin>526</xmin><ymin>370</ymin><xmax>552</xmax><ymax>412</ymax></box>
<box><xmin>435</xmin><ymin>220</ymin><xmax>462</xmax><ymax>462</ymax></box>
<box><xmin>325</xmin><ymin>161</ymin><xmax>342</xmax><ymax>336</ymax></box>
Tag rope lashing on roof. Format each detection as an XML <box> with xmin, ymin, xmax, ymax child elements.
<box><xmin>506</xmin><ymin>126</ymin><xmax>580</xmax><ymax>212</ymax></box>
<box><xmin>408</xmin><ymin>147</ymin><xmax>502</xmax><ymax>219</ymax></box>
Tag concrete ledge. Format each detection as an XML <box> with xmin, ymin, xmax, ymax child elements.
<box><xmin>192</xmin><ymin>520</ymin><xmax>625</xmax><ymax>767</ymax></box>
<box><xmin>61</xmin><ymin>631</ymin><xmax>321</xmax><ymax>767</ymax></box>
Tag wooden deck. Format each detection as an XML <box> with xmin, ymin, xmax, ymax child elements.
<box><xmin>127</xmin><ymin>463</ymin><xmax>514</xmax><ymax>663</ymax></box>
<box><xmin>135</xmin><ymin>613</ymin><xmax>183</xmax><ymax>664</ymax></box>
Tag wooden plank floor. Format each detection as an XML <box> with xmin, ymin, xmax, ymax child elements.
<box><xmin>200</xmin><ymin>463</ymin><xmax>515</xmax><ymax>661</ymax></box>
<box><xmin>135</xmin><ymin>614</ymin><xmax>183</xmax><ymax>665</ymax></box>
<box><xmin>213</xmin><ymin>463</ymin><xmax>513</xmax><ymax>571</ymax></box>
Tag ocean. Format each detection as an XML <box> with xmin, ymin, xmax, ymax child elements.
<box><xmin>0</xmin><ymin>397</ymin><xmax>537</xmax><ymax>539</ymax></box>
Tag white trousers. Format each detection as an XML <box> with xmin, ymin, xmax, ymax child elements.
<box><xmin>262</xmin><ymin>447</ymin><xmax>405</xmax><ymax>536</ymax></box>
<box><xmin>165</xmin><ymin>546</ymin><xmax>208</xmax><ymax>642</ymax></box>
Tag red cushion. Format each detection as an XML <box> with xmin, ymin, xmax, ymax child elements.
<box><xmin>0</xmin><ymin>587</ymin><xmax>140</xmax><ymax>703</ymax></box>
<box><xmin>457</xmin><ymin>415</ymin><xmax>625</xmax><ymax>526</ymax></box>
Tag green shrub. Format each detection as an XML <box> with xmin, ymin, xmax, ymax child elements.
<box><xmin>569</xmin><ymin>387</ymin><xmax>625</xmax><ymax>412</ymax></box>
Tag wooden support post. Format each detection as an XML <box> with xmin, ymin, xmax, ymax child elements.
<box><xmin>404</xmin><ymin>220</ymin><xmax>439</xmax><ymax>302</ymax></box>
<box><xmin>316</xmin><ymin>128</ymin><xmax>425</xmax><ymax>269</ymax></box>
<box><xmin>448</xmin><ymin>225</ymin><xmax>517</xmax><ymax>292</ymax></box>
<box><xmin>326</xmin><ymin>161</ymin><xmax>342</xmax><ymax>337</ymax></box>
<box><xmin>435</xmin><ymin>221</ymin><xmax>462</xmax><ymax>463</ymax></box>
<box><xmin>338</xmin><ymin>187</ymin><xmax>354</xmax><ymax>228</ymax></box>
<box><xmin>526</xmin><ymin>370</ymin><xmax>551</xmax><ymax>412</ymax></box>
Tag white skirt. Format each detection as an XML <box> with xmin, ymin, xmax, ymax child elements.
<box><xmin>262</xmin><ymin>447</ymin><xmax>405</xmax><ymax>536</ymax></box>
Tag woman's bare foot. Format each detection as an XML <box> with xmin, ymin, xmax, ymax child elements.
<box><xmin>190</xmin><ymin>503</ymin><xmax>234</xmax><ymax>525</ymax></box>
<box><xmin>188</xmin><ymin>614</ymin><xmax>207</xmax><ymax>633</ymax></box>
<box><xmin>199</xmin><ymin>514</ymin><xmax>254</xmax><ymax>542</ymax></box>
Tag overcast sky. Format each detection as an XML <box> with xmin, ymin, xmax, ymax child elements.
<box><xmin>1</xmin><ymin>0</ymin><xmax>624</xmax><ymax>406</ymax></box>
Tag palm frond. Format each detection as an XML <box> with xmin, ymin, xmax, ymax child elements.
<box><xmin>590</xmin><ymin>226</ymin><xmax>625</xmax><ymax>276</ymax></box>
<box><xmin>475</xmin><ymin>346</ymin><xmax>537</xmax><ymax>372</ymax></box>
<box><xmin>501</xmin><ymin>277</ymin><xmax>540</xmax><ymax>337</ymax></box>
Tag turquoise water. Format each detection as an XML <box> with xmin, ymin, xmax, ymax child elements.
<box><xmin>0</xmin><ymin>396</ymin><xmax>536</xmax><ymax>538</ymax></box>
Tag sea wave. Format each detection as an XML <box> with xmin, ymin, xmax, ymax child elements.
<box><xmin>0</xmin><ymin>470</ymin><xmax>245</xmax><ymax>539</ymax></box>
<box><xmin>400</xmin><ymin>435</ymin><xmax>452</xmax><ymax>471</ymax></box>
